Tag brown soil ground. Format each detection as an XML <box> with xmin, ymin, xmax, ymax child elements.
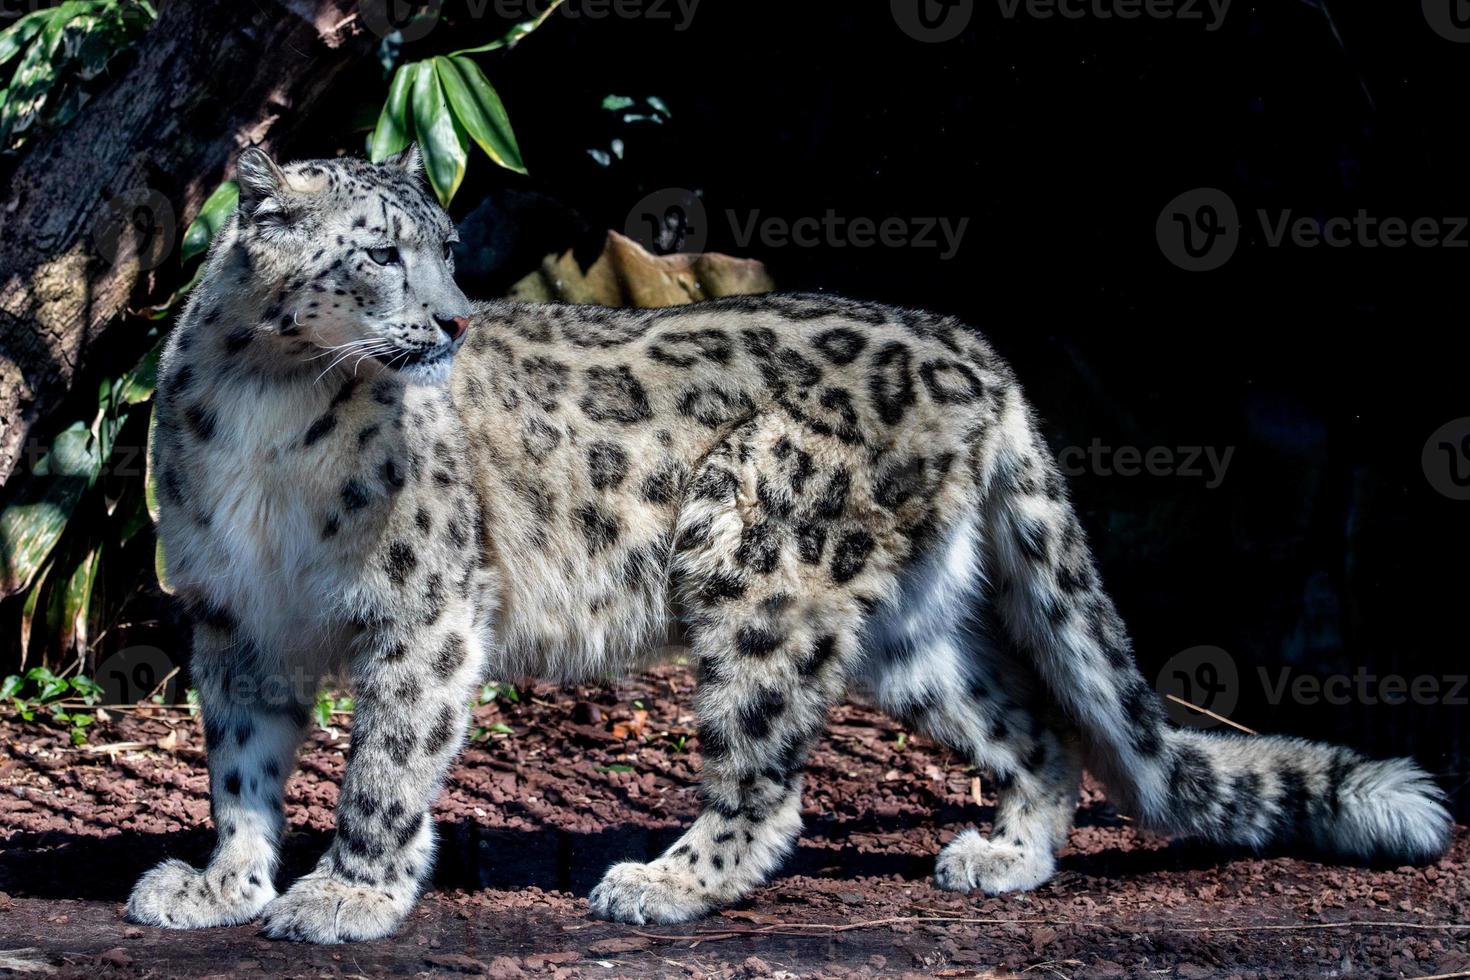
<box><xmin>1</xmin><ymin>665</ymin><xmax>1467</xmax><ymax>979</ymax></box>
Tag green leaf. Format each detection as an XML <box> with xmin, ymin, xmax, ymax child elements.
<box><xmin>181</xmin><ymin>181</ymin><xmax>239</xmax><ymax>264</ymax></box>
<box><xmin>438</xmin><ymin>56</ymin><xmax>525</xmax><ymax>176</ymax></box>
<box><xmin>449</xmin><ymin>0</ymin><xmax>565</xmax><ymax>56</ymax></box>
<box><xmin>70</xmin><ymin>675</ymin><xmax>102</xmax><ymax>703</ymax></box>
<box><xmin>59</xmin><ymin>545</ymin><xmax>101</xmax><ymax>656</ymax></box>
<box><xmin>144</xmin><ymin>406</ymin><xmax>160</xmax><ymax>523</ymax></box>
<box><xmin>18</xmin><ymin>556</ymin><xmax>52</xmax><ymax>665</ymax></box>
<box><xmin>0</xmin><ymin>675</ymin><xmax>22</xmax><ymax>700</ymax></box>
<box><xmin>601</xmin><ymin>95</ymin><xmax>636</xmax><ymax>112</ymax></box>
<box><xmin>369</xmin><ymin>63</ymin><xmax>415</xmax><ymax>164</ymax></box>
<box><xmin>114</xmin><ymin>334</ymin><xmax>164</xmax><ymax>406</ymax></box>
<box><xmin>314</xmin><ymin>693</ymin><xmax>334</xmax><ymax>729</ymax></box>
<box><xmin>0</xmin><ymin>9</ymin><xmax>66</xmax><ymax>147</ymax></box>
<box><xmin>116</xmin><ymin>482</ymin><xmax>149</xmax><ymax>545</ymax></box>
<box><xmin>410</xmin><ymin>61</ymin><xmax>468</xmax><ymax>206</ymax></box>
<box><xmin>0</xmin><ymin>420</ymin><xmax>105</xmax><ymax>597</ymax></box>
<box><xmin>0</xmin><ymin>10</ymin><xmax>52</xmax><ymax>67</ymax></box>
<box><xmin>488</xmin><ymin>722</ymin><xmax>514</xmax><ymax>736</ymax></box>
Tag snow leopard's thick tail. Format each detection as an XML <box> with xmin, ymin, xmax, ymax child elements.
<box><xmin>979</xmin><ymin>398</ymin><xmax>1453</xmax><ymax>864</ymax></box>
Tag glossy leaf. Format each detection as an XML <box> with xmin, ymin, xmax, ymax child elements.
<box><xmin>59</xmin><ymin>545</ymin><xmax>101</xmax><ymax>656</ymax></box>
<box><xmin>181</xmin><ymin>180</ymin><xmax>239</xmax><ymax>264</ymax></box>
<box><xmin>369</xmin><ymin>62</ymin><xmax>415</xmax><ymax>163</ymax></box>
<box><xmin>154</xmin><ymin>536</ymin><xmax>173</xmax><ymax>595</ymax></box>
<box><xmin>438</xmin><ymin>56</ymin><xmax>525</xmax><ymax>175</ymax></box>
<box><xmin>114</xmin><ymin>334</ymin><xmax>163</xmax><ymax>406</ymax></box>
<box><xmin>410</xmin><ymin>61</ymin><xmax>468</xmax><ymax>206</ymax></box>
<box><xmin>144</xmin><ymin>407</ymin><xmax>160</xmax><ymax>524</ymax></box>
<box><xmin>0</xmin><ymin>421</ymin><xmax>103</xmax><ymax>597</ymax></box>
<box><xmin>0</xmin><ymin>10</ymin><xmax>52</xmax><ymax>67</ymax></box>
<box><xmin>17</xmin><ymin>558</ymin><xmax>51</xmax><ymax>670</ymax></box>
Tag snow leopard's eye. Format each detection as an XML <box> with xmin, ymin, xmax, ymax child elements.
<box><xmin>443</xmin><ymin>242</ymin><xmax>455</xmax><ymax>262</ymax></box>
<box><xmin>367</xmin><ymin>246</ymin><xmax>401</xmax><ymax>266</ymax></box>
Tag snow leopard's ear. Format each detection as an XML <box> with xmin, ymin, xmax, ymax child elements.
<box><xmin>384</xmin><ymin>143</ymin><xmax>424</xmax><ymax>180</ymax></box>
<box><xmin>236</xmin><ymin>147</ymin><xmax>288</xmax><ymax>213</ymax></box>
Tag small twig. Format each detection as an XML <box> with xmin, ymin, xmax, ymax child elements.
<box><xmin>1165</xmin><ymin>694</ymin><xmax>1258</xmax><ymax>735</ymax></box>
<box><xmin>142</xmin><ymin>666</ymin><xmax>180</xmax><ymax>704</ymax></box>
<box><xmin>80</xmin><ymin>741</ymin><xmax>152</xmax><ymax>755</ymax></box>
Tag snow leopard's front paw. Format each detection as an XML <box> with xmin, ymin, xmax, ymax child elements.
<box><xmin>127</xmin><ymin>858</ymin><xmax>277</xmax><ymax>929</ymax></box>
<box><xmin>259</xmin><ymin>874</ymin><xmax>413</xmax><ymax>943</ymax></box>
<box><xmin>588</xmin><ymin>860</ymin><xmax>714</xmax><ymax>925</ymax></box>
<box><xmin>934</xmin><ymin>828</ymin><xmax>1057</xmax><ymax>895</ymax></box>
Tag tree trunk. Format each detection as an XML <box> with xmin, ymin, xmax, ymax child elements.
<box><xmin>0</xmin><ymin>0</ymin><xmax>374</xmax><ymax>486</ymax></box>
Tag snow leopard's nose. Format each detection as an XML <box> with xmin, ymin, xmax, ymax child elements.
<box><xmin>435</xmin><ymin>314</ymin><xmax>470</xmax><ymax>342</ymax></box>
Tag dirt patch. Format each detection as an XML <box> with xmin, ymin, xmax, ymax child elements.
<box><xmin>2</xmin><ymin>665</ymin><xmax>1467</xmax><ymax>978</ymax></box>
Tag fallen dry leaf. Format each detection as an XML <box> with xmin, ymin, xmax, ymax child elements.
<box><xmin>508</xmin><ymin>231</ymin><xmax>773</xmax><ymax>308</ymax></box>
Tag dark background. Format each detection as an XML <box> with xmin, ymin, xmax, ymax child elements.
<box><xmin>113</xmin><ymin>2</ymin><xmax>1470</xmax><ymax>815</ymax></box>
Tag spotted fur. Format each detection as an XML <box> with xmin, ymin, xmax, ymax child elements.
<box><xmin>128</xmin><ymin>151</ymin><xmax>1452</xmax><ymax>942</ymax></box>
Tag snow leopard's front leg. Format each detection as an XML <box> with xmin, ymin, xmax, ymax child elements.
<box><xmin>260</xmin><ymin>601</ymin><xmax>485</xmax><ymax>943</ymax></box>
<box><xmin>128</xmin><ymin>612</ymin><xmax>317</xmax><ymax>928</ymax></box>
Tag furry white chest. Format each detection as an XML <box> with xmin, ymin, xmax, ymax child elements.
<box><xmin>172</xmin><ymin>378</ymin><xmax>385</xmax><ymax>658</ymax></box>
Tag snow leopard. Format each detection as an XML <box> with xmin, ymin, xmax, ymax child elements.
<box><xmin>125</xmin><ymin>147</ymin><xmax>1452</xmax><ymax>943</ymax></box>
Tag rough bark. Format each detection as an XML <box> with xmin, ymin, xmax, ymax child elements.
<box><xmin>0</xmin><ymin>0</ymin><xmax>374</xmax><ymax>487</ymax></box>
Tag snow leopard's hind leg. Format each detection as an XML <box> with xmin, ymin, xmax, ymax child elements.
<box><xmin>858</xmin><ymin>515</ymin><xmax>1083</xmax><ymax>895</ymax></box>
<box><xmin>589</xmin><ymin>419</ymin><xmax>913</xmax><ymax>926</ymax></box>
<box><xmin>128</xmin><ymin>609</ymin><xmax>319</xmax><ymax>928</ymax></box>
<box><xmin>980</xmin><ymin>392</ymin><xmax>1451</xmax><ymax>865</ymax></box>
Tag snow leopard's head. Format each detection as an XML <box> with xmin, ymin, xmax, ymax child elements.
<box><xmin>215</xmin><ymin>146</ymin><xmax>471</xmax><ymax>384</ymax></box>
